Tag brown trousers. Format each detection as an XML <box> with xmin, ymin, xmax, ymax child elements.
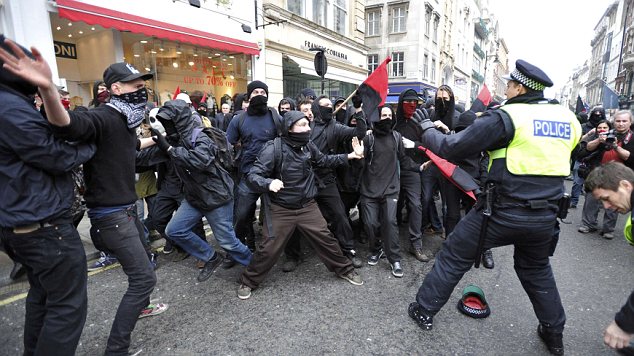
<box><xmin>240</xmin><ymin>200</ymin><xmax>353</xmax><ymax>288</ymax></box>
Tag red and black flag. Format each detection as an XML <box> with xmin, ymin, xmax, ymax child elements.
<box><xmin>469</xmin><ymin>84</ymin><xmax>492</xmax><ymax>114</ymax></box>
<box><xmin>418</xmin><ymin>146</ymin><xmax>480</xmax><ymax>200</ymax></box>
<box><xmin>173</xmin><ymin>86</ymin><xmax>181</xmax><ymax>100</ymax></box>
<box><xmin>357</xmin><ymin>57</ymin><xmax>391</xmax><ymax>122</ymax></box>
<box><xmin>575</xmin><ymin>95</ymin><xmax>589</xmax><ymax>114</ymax></box>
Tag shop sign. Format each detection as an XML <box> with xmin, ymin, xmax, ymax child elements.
<box><xmin>54</xmin><ymin>41</ymin><xmax>77</xmax><ymax>59</ymax></box>
<box><xmin>183</xmin><ymin>75</ymin><xmax>237</xmax><ymax>88</ymax></box>
<box><xmin>303</xmin><ymin>41</ymin><xmax>348</xmax><ymax>61</ymax></box>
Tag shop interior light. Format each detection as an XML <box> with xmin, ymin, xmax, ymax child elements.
<box><xmin>134</xmin><ymin>54</ymin><xmax>140</xmax><ymax>57</ymax></box>
<box><xmin>140</xmin><ymin>40</ymin><xmax>148</xmax><ymax>44</ymax></box>
<box><xmin>230</xmin><ymin>75</ymin><xmax>235</xmax><ymax>79</ymax></box>
<box><xmin>91</xmin><ymin>27</ymin><xmax>95</xmax><ymax>31</ymax></box>
<box><xmin>176</xmin><ymin>50</ymin><xmax>182</xmax><ymax>55</ymax></box>
<box><xmin>68</xmin><ymin>34</ymin><xmax>72</xmax><ymax>38</ymax></box>
<box><xmin>222</xmin><ymin>58</ymin><xmax>227</xmax><ymax>61</ymax></box>
<box><xmin>56</xmin><ymin>26</ymin><xmax>61</xmax><ymax>30</ymax></box>
<box><xmin>68</xmin><ymin>22</ymin><xmax>72</xmax><ymax>26</ymax></box>
<box><xmin>150</xmin><ymin>50</ymin><xmax>157</xmax><ymax>54</ymax></box>
<box><xmin>172</xmin><ymin>62</ymin><xmax>179</xmax><ymax>68</ymax></box>
<box><xmin>79</xmin><ymin>31</ymin><xmax>83</xmax><ymax>34</ymax></box>
<box><xmin>228</xmin><ymin>63</ymin><xmax>232</xmax><ymax>66</ymax></box>
<box><xmin>145</xmin><ymin>67</ymin><xmax>151</xmax><ymax>71</ymax></box>
<box><xmin>214</xmin><ymin>53</ymin><xmax>220</xmax><ymax>56</ymax></box>
<box><xmin>188</xmin><ymin>61</ymin><xmax>195</xmax><ymax>66</ymax></box>
<box><xmin>229</xmin><ymin>56</ymin><xmax>234</xmax><ymax>59</ymax></box>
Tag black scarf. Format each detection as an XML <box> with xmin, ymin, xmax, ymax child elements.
<box><xmin>373</xmin><ymin>119</ymin><xmax>393</xmax><ymax>136</ymax></box>
<box><xmin>283</xmin><ymin>132</ymin><xmax>311</xmax><ymax>148</ymax></box>
<box><xmin>247</xmin><ymin>95</ymin><xmax>268</xmax><ymax>116</ymax></box>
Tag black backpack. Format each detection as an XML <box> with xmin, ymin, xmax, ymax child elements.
<box><xmin>191</xmin><ymin>126</ymin><xmax>236</xmax><ymax>173</ymax></box>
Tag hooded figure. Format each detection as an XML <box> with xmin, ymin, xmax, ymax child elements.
<box><xmin>278</xmin><ymin>97</ymin><xmax>297</xmax><ymax>116</ymax></box>
<box><xmin>588</xmin><ymin>106</ymin><xmax>606</xmax><ymax>127</ymax></box>
<box><xmin>433</xmin><ymin>84</ymin><xmax>460</xmax><ymax>131</ymax></box>
<box><xmin>333</xmin><ymin>96</ymin><xmax>348</xmax><ymax>124</ymax></box>
<box><xmin>90</xmin><ymin>80</ymin><xmax>109</xmax><ymax>108</ymax></box>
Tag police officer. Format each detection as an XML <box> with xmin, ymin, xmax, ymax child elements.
<box><xmin>407</xmin><ymin>60</ymin><xmax>581</xmax><ymax>356</ymax></box>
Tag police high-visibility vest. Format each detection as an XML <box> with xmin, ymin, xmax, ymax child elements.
<box><xmin>488</xmin><ymin>103</ymin><xmax>581</xmax><ymax>176</ymax></box>
<box><xmin>624</xmin><ymin>214</ymin><xmax>634</xmax><ymax>246</ymax></box>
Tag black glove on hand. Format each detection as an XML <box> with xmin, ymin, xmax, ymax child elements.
<box><xmin>419</xmin><ymin>118</ymin><xmax>436</xmax><ymax>133</ymax></box>
<box><xmin>413</xmin><ymin>108</ymin><xmax>429</xmax><ymax>122</ymax></box>
<box><xmin>351</xmin><ymin>95</ymin><xmax>362</xmax><ymax>109</ymax></box>
<box><xmin>151</xmin><ymin>128</ymin><xmax>171</xmax><ymax>152</ymax></box>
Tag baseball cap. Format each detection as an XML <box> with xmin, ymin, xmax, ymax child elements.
<box><xmin>103</xmin><ymin>62</ymin><xmax>153</xmax><ymax>88</ymax></box>
<box><xmin>175</xmin><ymin>93</ymin><xmax>192</xmax><ymax>104</ymax></box>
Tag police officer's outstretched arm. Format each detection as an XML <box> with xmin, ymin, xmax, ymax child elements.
<box><xmin>246</xmin><ymin>141</ymin><xmax>280</xmax><ymax>193</ymax></box>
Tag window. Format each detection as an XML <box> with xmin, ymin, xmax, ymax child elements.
<box><xmin>367</xmin><ymin>54</ymin><xmax>379</xmax><ymax>75</ymax></box>
<box><xmin>391</xmin><ymin>6</ymin><xmax>407</xmax><ymax>33</ymax></box>
<box><xmin>333</xmin><ymin>0</ymin><xmax>347</xmax><ymax>35</ymax></box>
<box><xmin>431</xmin><ymin>58</ymin><xmax>436</xmax><ymax>81</ymax></box>
<box><xmin>287</xmin><ymin>0</ymin><xmax>303</xmax><ymax>16</ymax></box>
<box><xmin>366</xmin><ymin>10</ymin><xmax>380</xmax><ymax>36</ymax></box>
<box><xmin>473</xmin><ymin>57</ymin><xmax>481</xmax><ymax>73</ymax></box>
<box><xmin>425</xmin><ymin>6</ymin><xmax>432</xmax><ymax>36</ymax></box>
<box><xmin>313</xmin><ymin>0</ymin><xmax>327</xmax><ymax>27</ymax></box>
<box><xmin>391</xmin><ymin>52</ymin><xmax>404</xmax><ymax>77</ymax></box>
<box><xmin>433</xmin><ymin>15</ymin><xmax>440</xmax><ymax>42</ymax></box>
<box><xmin>423</xmin><ymin>54</ymin><xmax>429</xmax><ymax>79</ymax></box>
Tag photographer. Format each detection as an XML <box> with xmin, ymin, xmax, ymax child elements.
<box><xmin>578</xmin><ymin>110</ymin><xmax>634</xmax><ymax>239</ymax></box>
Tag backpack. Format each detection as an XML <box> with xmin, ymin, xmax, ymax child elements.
<box><xmin>191</xmin><ymin>126</ymin><xmax>236</xmax><ymax>173</ymax></box>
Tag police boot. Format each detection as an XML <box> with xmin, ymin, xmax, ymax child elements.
<box><xmin>482</xmin><ymin>249</ymin><xmax>494</xmax><ymax>269</ymax></box>
<box><xmin>408</xmin><ymin>302</ymin><xmax>433</xmax><ymax>330</ymax></box>
<box><xmin>537</xmin><ymin>324</ymin><xmax>564</xmax><ymax>355</ymax></box>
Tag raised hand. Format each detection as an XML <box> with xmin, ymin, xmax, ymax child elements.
<box><xmin>352</xmin><ymin>136</ymin><xmax>365</xmax><ymax>158</ymax></box>
<box><xmin>0</xmin><ymin>38</ymin><xmax>54</xmax><ymax>90</ymax></box>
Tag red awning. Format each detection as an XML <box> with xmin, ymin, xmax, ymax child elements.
<box><xmin>56</xmin><ymin>0</ymin><xmax>260</xmax><ymax>55</ymax></box>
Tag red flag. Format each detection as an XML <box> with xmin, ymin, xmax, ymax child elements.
<box><xmin>357</xmin><ymin>57</ymin><xmax>391</xmax><ymax>122</ymax></box>
<box><xmin>201</xmin><ymin>92</ymin><xmax>208</xmax><ymax>105</ymax></box>
<box><xmin>173</xmin><ymin>86</ymin><xmax>181</xmax><ymax>100</ymax></box>
<box><xmin>418</xmin><ymin>146</ymin><xmax>479</xmax><ymax>200</ymax></box>
<box><xmin>469</xmin><ymin>84</ymin><xmax>492</xmax><ymax>113</ymax></box>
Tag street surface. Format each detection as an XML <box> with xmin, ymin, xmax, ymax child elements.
<box><xmin>0</xmin><ymin>187</ymin><xmax>632</xmax><ymax>355</ymax></box>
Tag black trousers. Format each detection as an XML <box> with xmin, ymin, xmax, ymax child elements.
<box><xmin>359</xmin><ymin>193</ymin><xmax>401</xmax><ymax>263</ymax></box>
<box><xmin>415</xmin><ymin>205</ymin><xmax>566</xmax><ymax>332</ymax></box>
<box><xmin>1</xmin><ymin>223</ymin><xmax>87</xmax><ymax>356</ymax></box>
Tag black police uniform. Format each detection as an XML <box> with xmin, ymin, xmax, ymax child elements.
<box><xmin>409</xmin><ymin>60</ymin><xmax>579</xmax><ymax>354</ymax></box>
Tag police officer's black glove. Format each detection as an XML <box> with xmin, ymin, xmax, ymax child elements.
<box><xmin>351</xmin><ymin>94</ymin><xmax>362</xmax><ymax>109</ymax></box>
<box><xmin>151</xmin><ymin>128</ymin><xmax>172</xmax><ymax>153</ymax></box>
<box><xmin>419</xmin><ymin>118</ymin><xmax>436</xmax><ymax>133</ymax></box>
<box><xmin>413</xmin><ymin>108</ymin><xmax>429</xmax><ymax>122</ymax></box>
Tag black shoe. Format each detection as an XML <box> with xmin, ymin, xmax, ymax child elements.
<box><xmin>391</xmin><ymin>261</ymin><xmax>403</xmax><ymax>278</ymax></box>
<box><xmin>367</xmin><ymin>249</ymin><xmax>385</xmax><ymax>266</ymax></box>
<box><xmin>537</xmin><ymin>324</ymin><xmax>564</xmax><ymax>355</ymax></box>
<box><xmin>162</xmin><ymin>240</ymin><xmax>174</xmax><ymax>255</ymax></box>
<box><xmin>482</xmin><ymin>249</ymin><xmax>494</xmax><ymax>269</ymax></box>
<box><xmin>10</xmin><ymin>262</ymin><xmax>26</xmax><ymax>280</ymax></box>
<box><xmin>221</xmin><ymin>254</ymin><xmax>236</xmax><ymax>269</ymax></box>
<box><xmin>408</xmin><ymin>302</ymin><xmax>433</xmax><ymax>330</ymax></box>
<box><xmin>410</xmin><ymin>247</ymin><xmax>430</xmax><ymax>262</ymax></box>
<box><xmin>197</xmin><ymin>253</ymin><xmax>222</xmax><ymax>282</ymax></box>
<box><xmin>346</xmin><ymin>250</ymin><xmax>363</xmax><ymax>268</ymax></box>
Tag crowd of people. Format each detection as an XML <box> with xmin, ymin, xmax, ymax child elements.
<box><xmin>1</xmin><ymin>34</ymin><xmax>633</xmax><ymax>356</ymax></box>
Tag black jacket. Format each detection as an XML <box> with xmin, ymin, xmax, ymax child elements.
<box><xmin>160</xmin><ymin>100</ymin><xmax>233</xmax><ymax>211</ymax></box>
<box><xmin>0</xmin><ymin>86</ymin><xmax>95</xmax><ymax>226</ymax></box>
<box><xmin>310</xmin><ymin>105</ymin><xmax>366</xmax><ymax>184</ymax></box>
<box><xmin>52</xmin><ymin>104</ymin><xmax>137</xmax><ymax>208</ymax></box>
<box><xmin>248</xmin><ymin>140</ymin><xmax>348</xmax><ymax>209</ymax></box>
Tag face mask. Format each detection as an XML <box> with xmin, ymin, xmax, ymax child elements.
<box><xmin>287</xmin><ymin>131</ymin><xmax>311</xmax><ymax>147</ymax></box>
<box><xmin>435</xmin><ymin>97</ymin><xmax>450</xmax><ymax>115</ymax></box>
<box><xmin>97</xmin><ymin>90</ymin><xmax>110</xmax><ymax>103</ymax></box>
<box><xmin>373</xmin><ymin>119</ymin><xmax>393</xmax><ymax>136</ymax></box>
<box><xmin>335</xmin><ymin>108</ymin><xmax>346</xmax><ymax>123</ymax></box>
<box><xmin>319</xmin><ymin>106</ymin><xmax>333</xmax><ymax>122</ymax></box>
<box><xmin>402</xmin><ymin>102</ymin><xmax>417</xmax><ymax>118</ymax></box>
<box><xmin>247</xmin><ymin>95</ymin><xmax>268</xmax><ymax>116</ymax></box>
<box><xmin>197</xmin><ymin>108</ymin><xmax>207</xmax><ymax>116</ymax></box>
<box><xmin>61</xmin><ymin>98</ymin><xmax>71</xmax><ymax>109</ymax></box>
<box><xmin>115</xmin><ymin>87</ymin><xmax>148</xmax><ymax>105</ymax></box>
<box><xmin>109</xmin><ymin>88</ymin><xmax>148</xmax><ymax>128</ymax></box>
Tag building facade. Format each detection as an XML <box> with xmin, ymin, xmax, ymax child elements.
<box><xmin>1</xmin><ymin>0</ymin><xmax>260</xmax><ymax>110</ymax></box>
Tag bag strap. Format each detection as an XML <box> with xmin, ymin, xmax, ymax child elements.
<box><xmin>190</xmin><ymin>127</ymin><xmax>204</xmax><ymax>148</ymax></box>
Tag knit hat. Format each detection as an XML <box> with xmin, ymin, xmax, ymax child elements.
<box><xmin>247</xmin><ymin>80</ymin><xmax>268</xmax><ymax>98</ymax></box>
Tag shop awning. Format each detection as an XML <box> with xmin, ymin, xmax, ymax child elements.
<box><xmin>286</xmin><ymin>54</ymin><xmax>367</xmax><ymax>85</ymax></box>
<box><xmin>55</xmin><ymin>0</ymin><xmax>260</xmax><ymax>55</ymax></box>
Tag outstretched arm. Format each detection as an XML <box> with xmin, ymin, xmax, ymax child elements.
<box><xmin>0</xmin><ymin>38</ymin><xmax>70</xmax><ymax>127</ymax></box>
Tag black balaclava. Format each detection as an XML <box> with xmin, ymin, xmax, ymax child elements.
<box><xmin>312</xmin><ymin>95</ymin><xmax>333</xmax><ymax>123</ymax></box>
<box><xmin>588</xmin><ymin>107</ymin><xmax>605</xmax><ymax>127</ymax></box>
<box><xmin>283</xmin><ymin>111</ymin><xmax>310</xmax><ymax>148</ymax></box>
<box><xmin>434</xmin><ymin>85</ymin><xmax>456</xmax><ymax>130</ymax></box>
<box><xmin>334</xmin><ymin>97</ymin><xmax>346</xmax><ymax>123</ymax></box>
<box><xmin>247</xmin><ymin>95</ymin><xmax>268</xmax><ymax>116</ymax></box>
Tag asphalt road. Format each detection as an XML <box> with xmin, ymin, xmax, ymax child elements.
<box><xmin>0</xmin><ymin>191</ymin><xmax>632</xmax><ymax>355</ymax></box>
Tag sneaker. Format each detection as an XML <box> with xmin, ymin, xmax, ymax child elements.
<box><xmin>367</xmin><ymin>249</ymin><xmax>385</xmax><ymax>266</ymax></box>
<box><xmin>410</xmin><ymin>247</ymin><xmax>430</xmax><ymax>262</ymax></box>
<box><xmin>602</xmin><ymin>232</ymin><xmax>615</xmax><ymax>240</ymax></box>
<box><xmin>346</xmin><ymin>250</ymin><xmax>363</xmax><ymax>268</ymax></box>
<box><xmin>221</xmin><ymin>254</ymin><xmax>236</xmax><ymax>269</ymax></box>
<box><xmin>237</xmin><ymin>284</ymin><xmax>252</xmax><ymax>300</ymax></box>
<box><xmin>138</xmin><ymin>303</ymin><xmax>169</xmax><ymax>319</ymax></box>
<box><xmin>162</xmin><ymin>240</ymin><xmax>174</xmax><ymax>255</ymax></box>
<box><xmin>537</xmin><ymin>324</ymin><xmax>564</xmax><ymax>355</ymax></box>
<box><xmin>149</xmin><ymin>253</ymin><xmax>158</xmax><ymax>270</ymax></box>
<box><xmin>197</xmin><ymin>253</ymin><xmax>222</xmax><ymax>282</ymax></box>
<box><xmin>282</xmin><ymin>259</ymin><xmax>299</xmax><ymax>272</ymax></box>
<box><xmin>391</xmin><ymin>261</ymin><xmax>404</xmax><ymax>278</ymax></box>
<box><xmin>339</xmin><ymin>270</ymin><xmax>364</xmax><ymax>286</ymax></box>
<box><xmin>88</xmin><ymin>252</ymin><xmax>118</xmax><ymax>272</ymax></box>
<box><xmin>578</xmin><ymin>225</ymin><xmax>596</xmax><ymax>233</ymax></box>
<box><xmin>408</xmin><ymin>302</ymin><xmax>433</xmax><ymax>330</ymax></box>
<box><xmin>148</xmin><ymin>230</ymin><xmax>162</xmax><ymax>242</ymax></box>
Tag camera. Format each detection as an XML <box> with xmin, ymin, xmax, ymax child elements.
<box><xmin>605</xmin><ymin>129</ymin><xmax>617</xmax><ymax>145</ymax></box>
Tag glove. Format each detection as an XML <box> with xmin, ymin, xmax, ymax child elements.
<box><xmin>413</xmin><ymin>108</ymin><xmax>429</xmax><ymax>122</ymax></box>
<box><xmin>419</xmin><ymin>119</ymin><xmax>436</xmax><ymax>132</ymax></box>
<box><xmin>151</xmin><ymin>128</ymin><xmax>171</xmax><ymax>153</ymax></box>
<box><xmin>351</xmin><ymin>95</ymin><xmax>362</xmax><ymax>109</ymax></box>
<box><xmin>402</xmin><ymin>137</ymin><xmax>415</xmax><ymax>148</ymax></box>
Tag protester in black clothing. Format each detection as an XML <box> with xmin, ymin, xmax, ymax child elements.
<box><xmin>284</xmin><ymin>95</ymin><xmax>367</xmax><ymax>268</ymax></box>
<box><xmin>237</xmin><ymin>111</ymin><xmax>364</xmax><ymax>299</ymax></box>
<box><xmin>361</xmin><ymin>106</ymin><xmax>426</xmax><ymax>278</ymax></box>
<box><xmin>394</xmin><ymin>89</ymin><xmax>430</xmax><ymax>262</ymax></box>
<box><xmin>278</xmin><ymin>97</ymin><xmax>296</xmax><ymax>116</ymax></box>
<box><xmin>0</xmin><ymin>40</ymin><xmax>170</xmax><ymax>354</ymax></box>
<box><xmin>89</xmin><ymin>80</ymin><xmax>109</xmax><ymax>108</ymax></box>
<box><xmin>0</xmin><ymin>36</ymin><xmax>95</xmax><ymax>356</ymax></box>
<box><xmin>333</xmin><ymin>96</ymin><xmax>348</xmax><ymax>123</ymax></box>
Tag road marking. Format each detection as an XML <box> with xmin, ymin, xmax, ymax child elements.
<box><xmin>0</xmin><ymin>292</ymin><xmax>27</xmax><ymax>307</ymax></box>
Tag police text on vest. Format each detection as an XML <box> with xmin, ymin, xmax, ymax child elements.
<box><xmin>533</xmin><ymin>120</ymin><xmax>571</xmax><ymax>139</ymax></box>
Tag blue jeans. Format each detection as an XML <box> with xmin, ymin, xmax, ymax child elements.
<box><xmin>421</xmin><ymin>165</ymin><xmax>443</xmax><ymax>231</ymax></box>
<box><xmin>570</xmin><ymin>161</ymin><xmax>584</xmax><ymax>206</ymax></box>
<box><xmin>166</xmin><ymin>199</ymin><xmax>252</xmax><ymax>265</ymax></box>
<box><xmin>89</xmin><ymin>207</ymin><xmax>156</xmax><ymax>355</ymax></box>
<box><xmin>1</xmin><ymin>223</ymin><xmax>87</xmax><ymax>356</ymax></box>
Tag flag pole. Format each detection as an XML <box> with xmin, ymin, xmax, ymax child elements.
<box><xmin>333</xmin><ymin>89</ymin><xmax>358</xmax><ymax>115</ymax></box>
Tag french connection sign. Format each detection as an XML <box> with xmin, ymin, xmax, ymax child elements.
<box><xmin>533</xmin><ymin>120</ymin><xmax>571</xmax><ymax>139</ymax></box>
